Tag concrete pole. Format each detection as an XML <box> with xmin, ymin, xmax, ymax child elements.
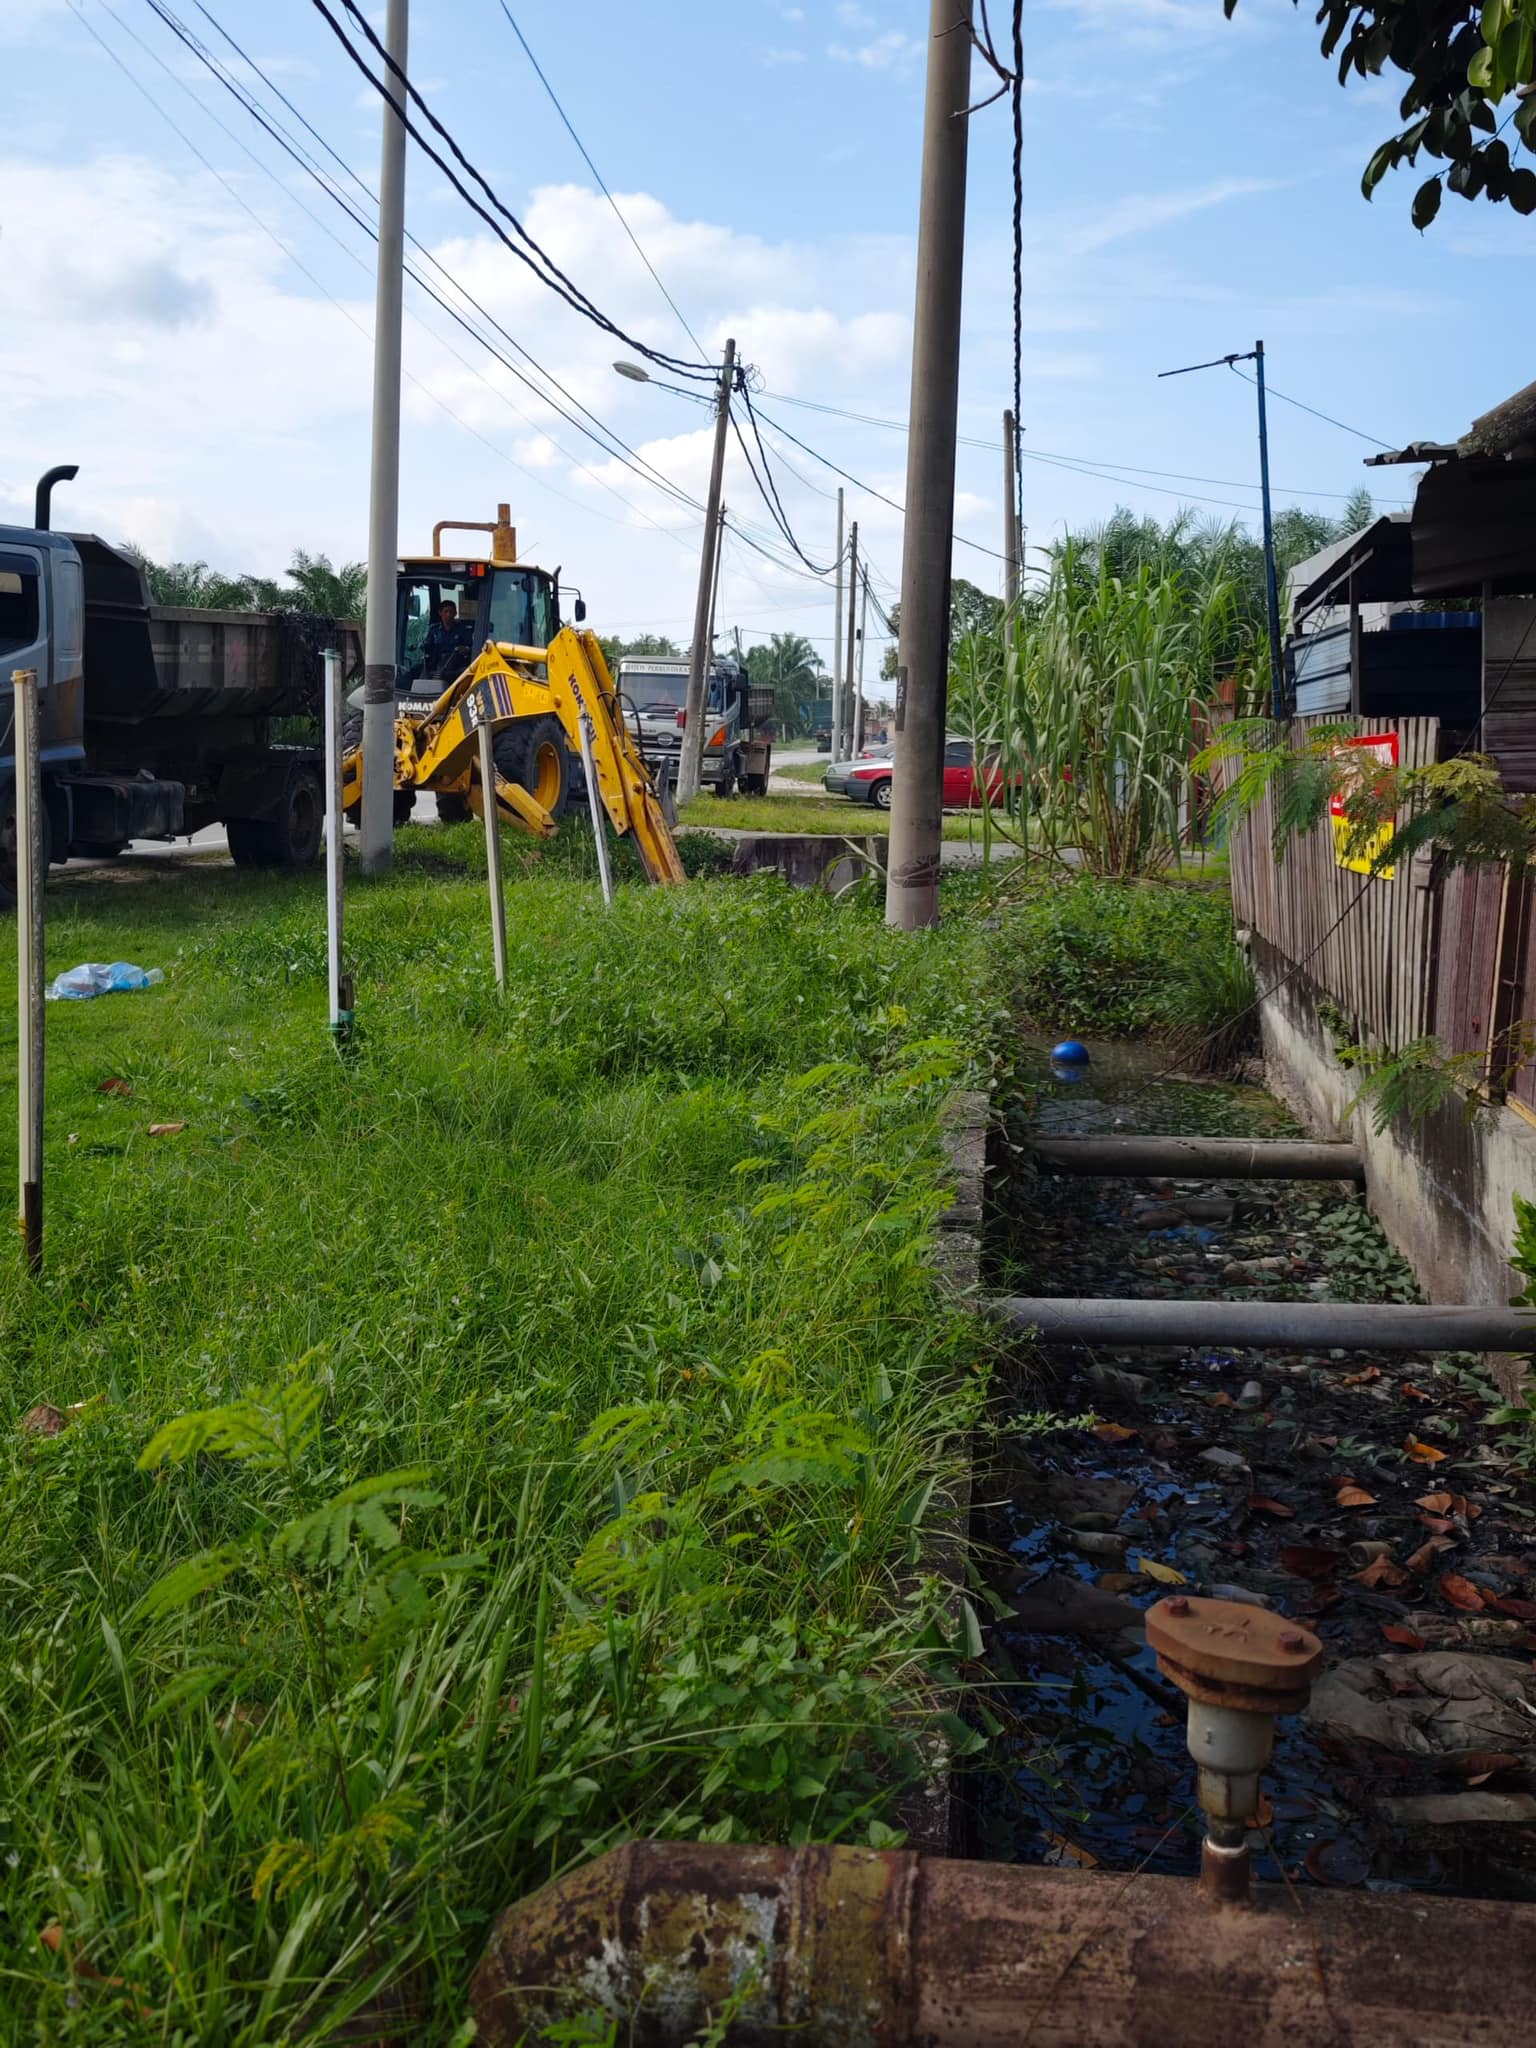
<box><xmin>12</xmin><ymin>668</ymin><xmax>43</xmax><ymax>1275</ymax></box>
<box><xmin>359</xmin><ymin>0</ymin><xmax>409</xmax><ymax>876</ymax></box>
<box><xmin>884</xmin><ymin>0</ymin><xmax>972</xmax><ymax>932</ymax></box>
<box><xmin>843</xmin><ymin>521</ymin><xmax>859</xmax><ymax>757</ymax></box>
<box><xmin>1002</xmin><ymin>409</ymin><xmax>1021</xmax><ymax>612</ymax></box>
<box><xmin>853</xmin><ymin>569</ymin><xmax>870</xmax><ymax>753</ymax></box>
<box><xmin>680</xmin><ymin>339</ymin><xmax>735</xmax><ymax>803</ymax></box>
<box><xmin>831</xmin><ymin>487</ymin><xmax>845</xmax><ymax>758</ymax></box>
<box><xmin>477</xmin><ymin>720</ymin><xmax>508</xmax><ymax>992</ymax></box>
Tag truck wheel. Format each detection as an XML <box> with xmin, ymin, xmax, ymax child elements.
<box><xmin>436</xmin><ymin>791</ymin><xmax>472</xmax><ymax>823</ymax></box>
<box><xmin>742</xmin><ymin>773</ymin><xmax>769</xmax><ymax>797</ymax></box>
<box><xmin>228</xmin><ymin>764</ymin><xmax>325</xmax><ymax>869</ymax></box>
<box><xmin>713</xmin><ymin>756</ymin><xmax>738</xmax><ymax>799</ymax></box>
<box><xmin>494</xmin><ymin>716</ymin><xmax>569</xmax><ymax>818</ymax></box>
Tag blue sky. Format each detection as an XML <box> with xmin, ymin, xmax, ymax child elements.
<box><xmin>4</xmin><ymin>0</ymin><xmax>1531</xmax><ymax>670</ymax></box>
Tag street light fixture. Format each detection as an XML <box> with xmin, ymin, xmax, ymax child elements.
<box><xmin>613</xmin><ymin>361</ymin><xmax>651</xmax><ymax>383</ymax></box>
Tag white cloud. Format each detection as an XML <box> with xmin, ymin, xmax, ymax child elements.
<box><xmin>834</xmin><ymin>0</ymin><xmax>879</xmax><ymax>24</ymax></box>
<box><xmin>757</xmin><ymin>44</ymin><xmax>807</xmax><ymax>63</ymax></box>
<box><xmin>781</xmin><ymin>4</ymin><xmax>806</xmax><ymax>16</ymax></box>
<box><xmin>827</xmin><ymin>29</ymin><xmax>918</xmax><ymax>67</ymax></box>
<box><xmin>1064</xmin><ymin>177</ymin><xmax>1282</xmax><ymax>253</ymax></box>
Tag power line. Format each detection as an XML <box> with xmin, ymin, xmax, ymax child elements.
<box><xmin>1227</xmin><ymin>365</ymin><xmax>1395</xmax><ymax>452</ymax></box>
<box><xmin>492</xmin><ymin>0</ymin><xmax>707</xmax><ymax>360</ymax></box>
<box><xmin>759</xmin><ymin>389</ymin><xmax>1404</xmax><ymax>503</ymax></box>
<box><xmin>309</xmin><ymin>0</ymin><xmax>713</xmax><ymax>380</ymax></box>
<box><xmin>733</xmin><ymin>383</ymin><xmax>839</xmax><ymax>574</ymax></box>
<box><xmin>750</xmin><ymin>404</ymin><xmax>1013</xmax><ymax>566</ymax></box>
<box><xmin>132</xmin><ymin>0</ymin><xmax>711</xmax><ymax>537</ymax></box>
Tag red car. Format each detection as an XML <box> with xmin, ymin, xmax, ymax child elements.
<box><xmin>835</xmin><ymin>736</ymin><xmax>1005</xmax><ymax>811</ymax></box>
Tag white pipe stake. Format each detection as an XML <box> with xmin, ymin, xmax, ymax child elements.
<box><xmin>323</xmin><ymin>649</ymin><xmax>350</xmax><ymax>1040</ymax></box>
<box><xmin>13</xmin><ymin>667</ymin><xmax>43</xmax><ymax>1273</ymax></box>
<box><xmin>577</xmin><ymin>702</ymin><xmax>614</xmax><ymax>906</ymax></box>
<box><xmin>478</xmin><ymin>718</ymin><xmax>508</xmax><ymax>990</ymax></box>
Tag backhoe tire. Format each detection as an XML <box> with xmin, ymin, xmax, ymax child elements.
<box><xmin>228</xmin><ymin>763</ymin><xmax>325</xmax><ymax>869</ymax></box>
<box><xmin>494</xmin><ymin>715</ymin><xmax>569</xmax><ymax>819</ymax></box>
<box><xmin>436</xmin><ymin>791</ymin><xmax>472</xmax><ymax>824</ymax></box>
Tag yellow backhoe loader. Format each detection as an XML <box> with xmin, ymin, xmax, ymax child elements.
<box><xmin>341</xmin><ymin>508</ymin><xmax>684</xmax><ymax>884</ymax></box>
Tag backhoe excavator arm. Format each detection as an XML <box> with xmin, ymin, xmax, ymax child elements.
<box><xmin>337</xmin><ymin>632</ymin><xmax>685</xmax><ymax>883</ymax></box>
<box><xmin>469</xmin><ymin>633</ymin><xmax>683</xmax><ymax>883</ymax></box>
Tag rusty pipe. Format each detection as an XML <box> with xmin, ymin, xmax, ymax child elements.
<box><xmin>472</xmin><ymin>1839</ymin><xmax>1536</xmax><ymax>2046</ymax></box>
<box><xmin>994</xmin><ymin>1295</ymin><xmax>1535</xmax><ymax>1352</ymax></box>
<box><xmin>1028</xmin><ymin>1135</ymin><xmax>1365</xmax><ymax>1182</ymax></box>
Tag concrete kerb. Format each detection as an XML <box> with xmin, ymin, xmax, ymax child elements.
<box><xmin>894</xmin><ymin>1085</ymin><xmax>990</xmax><ymax>1857</ymax></box>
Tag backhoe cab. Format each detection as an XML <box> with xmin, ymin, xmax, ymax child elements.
<box><xmin>341</xmin><ymin>508</ymin><xmax>683</xmax><ymax>883</ymax></box>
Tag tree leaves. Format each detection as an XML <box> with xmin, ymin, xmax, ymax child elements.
<box><xmin>1233</xmin><ymin>0</ymin><xmax>1536</xmax><ymax>224</ymax></box>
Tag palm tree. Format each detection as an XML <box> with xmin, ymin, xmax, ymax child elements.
<box><xmin>283</xmin><ymin>550</ymin><xmax>366</xmax><ymax>617</ymax></box>
<box><xmin>745</xmin><ymin>632</ymin><xmax>824</xmax><ymax>736</ymax></box>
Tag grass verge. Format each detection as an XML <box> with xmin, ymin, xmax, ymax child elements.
<box><xmin>0</xmin><ymin>825</ymin><xmax>994</xmax><ymax>2043</ymax></box>
<box><xmin>677</xmin><ymin>790</ymin><xmax>1018</xmax><ymax>841</ymax></box>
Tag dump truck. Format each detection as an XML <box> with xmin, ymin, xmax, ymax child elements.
<box><xmin>0</xmin><ymin>465</ymin><xmax>359</xmax><ymax>902</ymax></box>
<box><xmin>616</xmin><ymin>651</ymin><xmax>773</xmax><ymax>795</ymax></box>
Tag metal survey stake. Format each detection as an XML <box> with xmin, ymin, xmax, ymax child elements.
<box><xmin>322</xmin><ymin>649</ymin><xmax>353</xmax><ymax>1041</ymax></box>
<box><xmin>573</xmin><ymin>679</ymin><xmax>614</xmax><ymax>905</ymax></box>
<box><xmin>13</xmin><ymin>668</ymin><xmax>44</xmax><ymax>1273</ymax></box>
<box><xmin>477</xmin><ymin>719</ymin><xmax>508</xmax><ymax>990</ymax></box>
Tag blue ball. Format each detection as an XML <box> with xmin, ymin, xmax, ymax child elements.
<box><xmin>1051</xmin><ymin>1038</ymin><xmax>1090</xmax><ymax>1065</ymax></box>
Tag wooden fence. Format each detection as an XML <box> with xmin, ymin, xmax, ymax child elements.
<box><xmin>1225</xmin><ymin>713</ymin><xmax>1536</xmax><ymax>1122</ymax></box>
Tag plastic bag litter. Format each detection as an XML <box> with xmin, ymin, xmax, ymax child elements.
<box><xmin>46</xmin><ymin>963</ymin><xmax>164</xmax><ymax>1002</ymax></box>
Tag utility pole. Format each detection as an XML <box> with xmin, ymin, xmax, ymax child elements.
<box><xmin>1158</xmin><ymin>339</ymin><xmax>1285</xmax><ymax>719</ymax></box>
<box><xmin>1003</xmin><ymin>408</ymin><xmax>1021</xmax><ymax>612</ymax></box>
<box><xmin>885</xmin><ymin>0</ymin><xmax>973</xmax><ymax>932</ymax></box>
<box><xmin>1253</xmin><ymin>340</ymin><xmax>1285</xmax><ymax>720</ymax></box>
<box><xmin>831</xmin><ymin>487</ymin><xmax>845</xmax><ymax>760</ymax></box>
<box><xmin>680</xmin><ymin>337</ymin><xmax>735</xmax><ymax>802</ymax></box>
<box><xmin>704</xmin><ymin>502</ymin><xmax>726</xmax><ymax>721</ymax></box>
<box><xmin>359</xmin><ymin>0</ymin><xmax>409</xmax><ymax>876</ymax></box>
<box><xmin>854</xmin><ymin>568</ymin><xmax>870</xmax><ymax>753</ymax></box>
<box><xmin>844</xmin><ymin>520</ymin><xmax>859</xmax><ymax>757</ymax></box>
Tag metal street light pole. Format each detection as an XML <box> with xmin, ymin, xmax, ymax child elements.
<box><xmin>1158</xmin><ymin>340</ymin><xmax>1285</xmax><ymax>718</ymax></box>
<box><xmin>360</xmin><ymin>0</ymin><xmax>409</xmax><ymax>876</ymax></box>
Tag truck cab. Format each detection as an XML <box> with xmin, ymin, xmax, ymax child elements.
<box><xmin>616</xmin><ymin>653</ymin><xmax>772</xmax><ymax>798</ymax></box>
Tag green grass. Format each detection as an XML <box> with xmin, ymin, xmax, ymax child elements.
<box><xmin>1003</xmin><ymin>871</ymin><xmax>1253</xmax><ymax>1045</ymax></box>
<box><xmin>0</xmin><ymin>822</ymin><xmax>995</xmax><ymax>2044</ymax></box>
<box><xmin>774</xmin><ymin>760</ymin><xmax>838</xmax><ymax>786</ymax></box>
<box><xmin>678</xmin><ymin>790</ymin><xmax>1015</xmax><ymax>841</ymax></box>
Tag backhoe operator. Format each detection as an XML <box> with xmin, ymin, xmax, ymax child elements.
<box><xmin>423</xmin><ymin>599</ymin><xmax>470</xmax><ymax>681</ymax></box>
